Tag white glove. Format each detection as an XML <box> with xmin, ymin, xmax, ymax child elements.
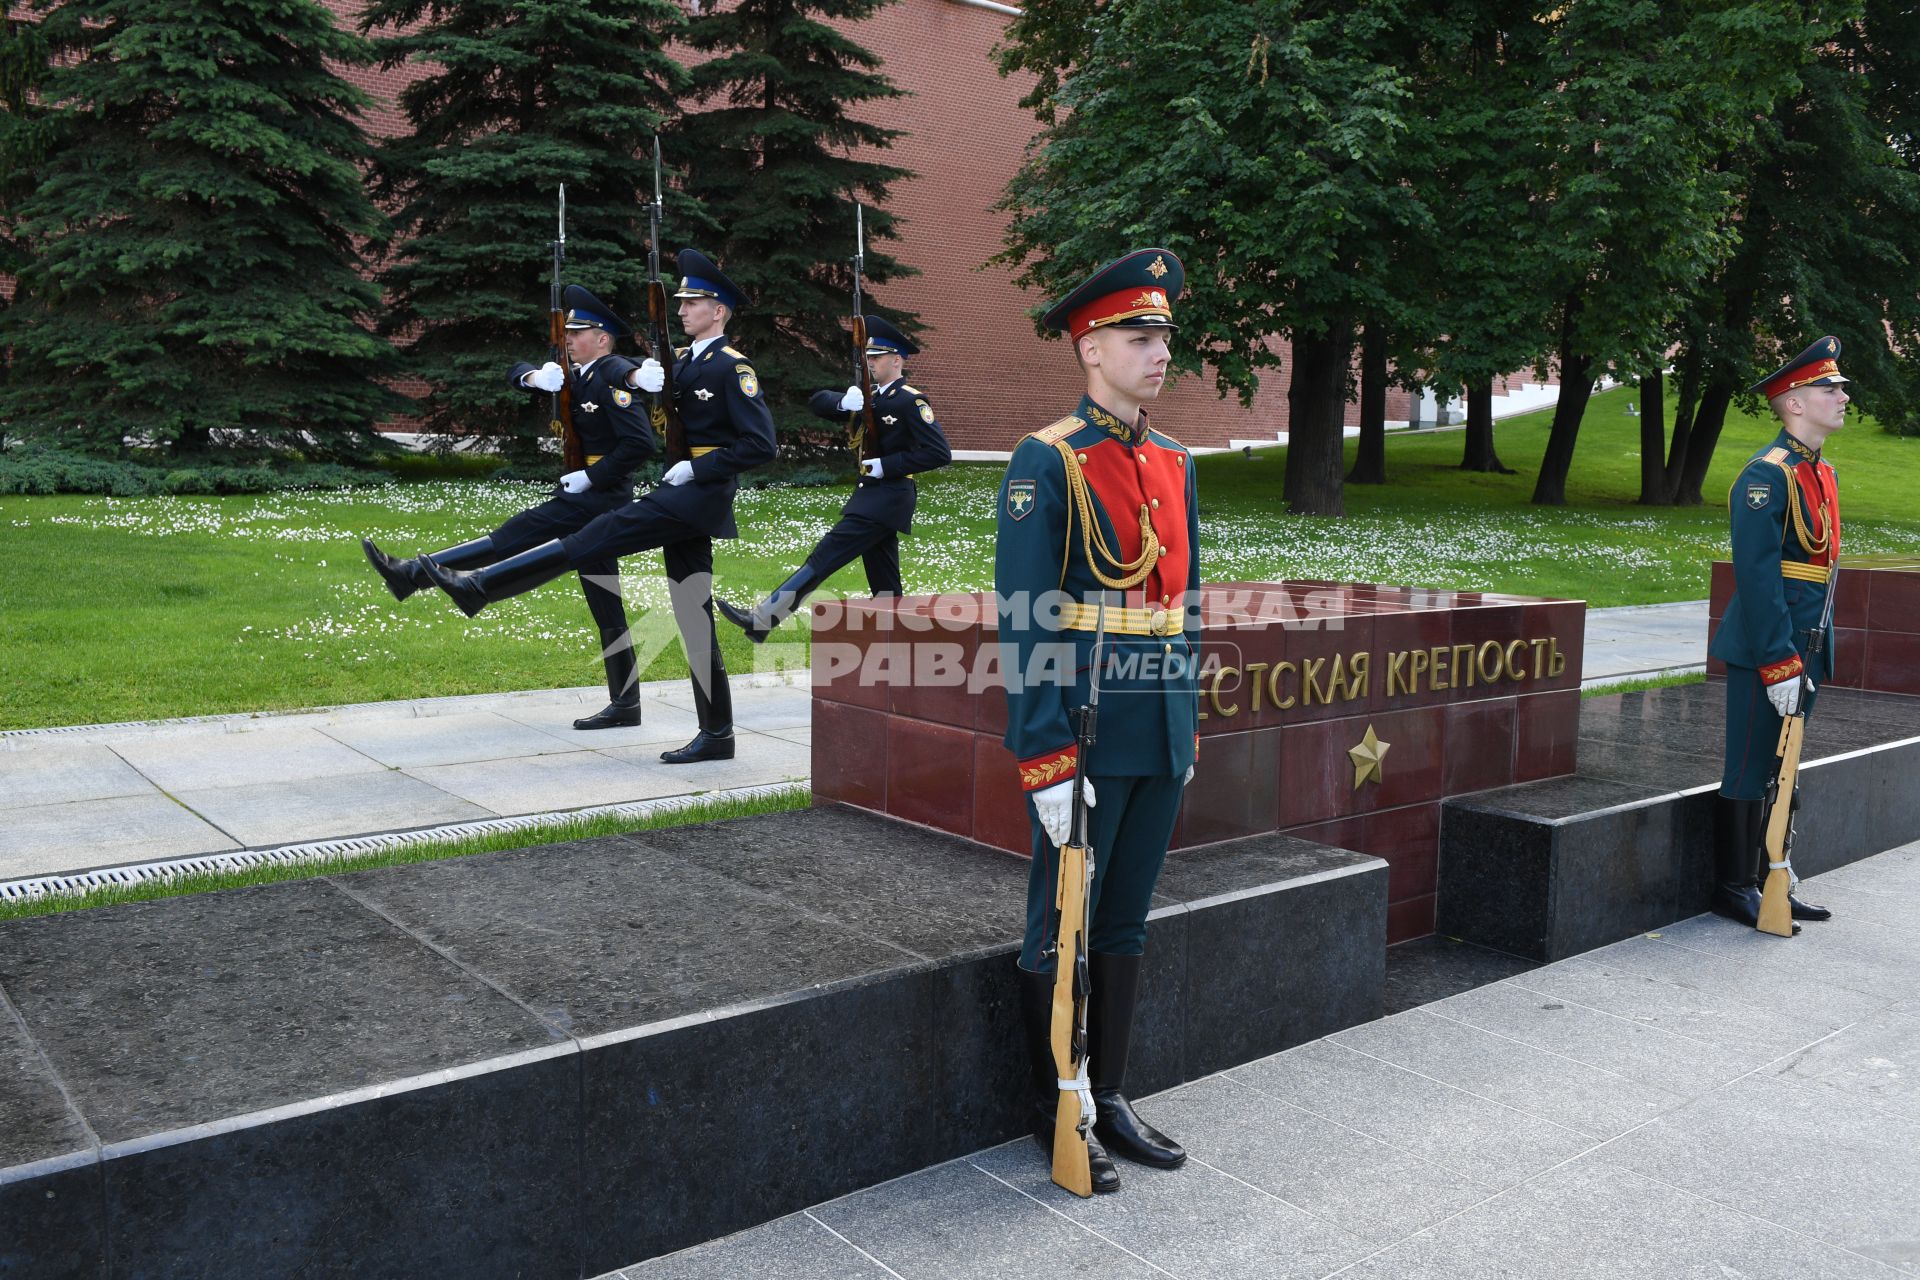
<box><xmin>838</xmin><ymin>385</ymin><xmax>865</xmax><ymax>413</ymax></box>
<box><xmin>862</xmin><ymin>458</ymin><xmax>884</xmax><ymax>479</ymax></box>
<box><xmin>1183</xmin><ymin>765</ymin><xmax>1194</xmax><ymax>786</ymax></box>
<box><xmin>663</xmin><ymin>460</ymin><xmax>694</xmax><ymax>487</ymax></box>
<box><xmin>1031</xmin><ymin>776</ymin><xmax>1094</xmax><ymax>849</ymax></box>
<box><xmin>1766</xmin><ymin>677</ymin><xmax>1808</xmax><ymax>717</ymax></box>
<box><xmin>560</xmin><ymin>470</ymin><xmax>590</xmax><ymax>494</ymax></box>
<box><xmin>630</xmin><ymin>359</ymin><xmax>665</xmax><ymax>393</ymax></box>
<box><xmin>525</xmin><ymin>362</ymin><xmax>566</xmax><ymax>392</ymax></box>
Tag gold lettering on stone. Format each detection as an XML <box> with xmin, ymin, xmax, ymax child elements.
<box><xmin>1408</xmin><ymin>648</ymin><xmax>1431</xmax><ymax>694</ymax></box>
<box><xmin>1207</xmin><ymin>665</ymin><xmax>1241</xmax><ymax>718</ymax></box>
<box><xmin>1478</xmin><ymin>640</ymin><xmax>1506</xmax><ymax>684</ymax></box>
<box><xmin>1548</xmin><ymin>638</ymin><xmax>1566</xmax><ymax>677</ymax></box>
<box><xmin>1531</xmin><ymin>637</ymin><xmax>1551</xmax><ymax>678</ymax></box>
<box><xmin>1452</xmin><ymin>643</ymin><xmax>1477</xmax><ymax>688</ymax></box>
<box><xmin>1302</xmin><ymin>656</ymin><xmax>1329</xmax><ymax>706</ymax></box>
<box><xmin>1269</xmin><ymin>660</ymin><xmax>1297</xmax><ymax>710</ymax></box>
<box><xmin>1428</xmin><ymin>646</ymin><xmax>1451</xmax><ymax>692</ymax></box>
<box><xmin>1505</xmin><ymin>639</ymin><xmax>1530</xmax><ymax>681</ymax></box>
<box><xmin>1245</xmin><ymin>662</ymin><xmax>1270</xmax><ymax>712</ymax></box>
<box><xmin>1387</xmin><ymin>650</ymin><xmax>1411</xmax><ymax>697</ymax></box>
<box><xmin>1346</xmin><ymin>651</ymin><xmax>1371</xmax><ymax>701</ymax></box>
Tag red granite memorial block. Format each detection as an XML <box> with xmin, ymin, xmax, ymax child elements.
<box><xmin>1867</xmin><ymin>562</ymin><xmax>1920</xmax><ymax>633</ymax></box>
<box><xmin>1865</xmin><ymin>630</ymin><xmax>1920</xmax><ymax>696</ymax></box>
<box><xmin>809</xmin><ymin>583</ymin><xmax>1586</xmax><ymax>944</ymax></box>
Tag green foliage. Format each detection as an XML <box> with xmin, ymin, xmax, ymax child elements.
<box><xmin>361</xmin><ymin>0</ymin><xmax>693</xmax><ymax>462</ymax></box>
<box><xmin>0</xmin><ymin>442</ymin><xmax>376</xmax><ymax>495</ymax></box>
<box><xmin>0</xmin><ymin>0</ymin><xmax>405</xmax><ymax>458</ymax></box>
<box><xmin>668</xmin><ymin>0</ymin><xmax>917</xmax><ymax>457</ymax></box>
<box><xmin>0</xmin><ymin>13</ymin><xmax>53</xmax><ymax>300</ymax></box>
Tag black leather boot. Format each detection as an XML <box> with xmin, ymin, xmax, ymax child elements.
<box><xmin>1087</xmin><ymin>951</ymin><xmax>1186</xmax><ymax>1169</ymax></box>
<box><xmin>1712</xmin><ymin>797</ymin><xmax>1798</xmax><ymax>933</ymax></box>
<box><xmin>716</xmin><ymin>567</ymin><xmax>822</xmax><ymax>644</ymax></box>
<box><xmin>662</xmin><ymin>608</ymin><xmax>734</xmax><ymax>763</ymax></box>
<box><xmin>574</xmin><ymin>628</ymin><xmax>641</xmax><ymax>730</ymax></box>
<box><xmin>421</xmin><ymin>538</ymin><xmax>572</xmax><ymax>618</ymax></box>
<box><xmin>1018</xmin><ymin>966</ymin><xmax>1119</xmax><ymax>1194</ymax></box>
<box><xmin>364</xmin><ymin>536</ymin><xmax>496</xmax><ymax>602</ymax></box>
<box><xmin>1782</xmin><ymin>786</ymin><xmax>1832</xmax><ymax>921</ymax></box>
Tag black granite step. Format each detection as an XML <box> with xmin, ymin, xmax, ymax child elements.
<box><xmin>0</xmin><ymin>805</ymin><xmax>1386</xmax><ymax>1280</ymax></box>
<box><xmin>1438</xmin><ymin>683</ymin><xmax>1920</xmax><ymax>962</ymax></box>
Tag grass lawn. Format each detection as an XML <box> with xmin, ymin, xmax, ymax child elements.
<box><xmin>3</xmin><ymin>384</ymin><xmax>1915</xmax><ymax>729</ymax></box>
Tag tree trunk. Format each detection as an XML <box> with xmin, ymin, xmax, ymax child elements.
<box><xmin>1530</xmin><ymin>301</ymin><xmax>1595</xmax><ymax>506</ymax></box>
<box><xmin>1637</xmin><ymin>373</ymin><xmax>1669</xmax><ymax>505</ymax></box>
<box><xmin>1662</xmin><ymin>351</ymin><xmax>1701</xmax><ymax>501</ymax></box>
<box><xmin>1459</xmin><ymin>377</ymin><xmax>1511</xmax><ymax>472</ymax></box>
<box><xmin>1346</xmin><ymin>322</ymin><xmax>1387</xmax><ymax>485</ymax></box>
<box><xmin>1284</xmin><ymin>324</ymin><xmax>1352</xmax><ymax>516</ymax></box>
<box><xmin>1674</xmin><ymin>377</ymin><xmax>1736</xmax><ymax>506</ymax></box>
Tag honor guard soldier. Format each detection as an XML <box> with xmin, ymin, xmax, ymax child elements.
<box><xmin>1706</xmin><ymin>335</ymin><xmax>1844</xmax><ymax>928</ymax></box>
<box><xmin>420</xmin><ymin>250</ymin><xmax>778</xmax><ymax>763</ymax></box>
<box><xmin>997</xmin><ymin>248</ymin><xmax>1200</xmax><ymax>1194</ymax></box>
<box><xmin>362</xmin><ymin>285</ymin><xmax>656</xmax><ymax>730</ymax></box>
<box><xmin>716</xmin><ymin>315</ymin><xmax>952</xmax><ymax>640</ymax></box>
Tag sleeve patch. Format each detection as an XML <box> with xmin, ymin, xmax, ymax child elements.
<box><xmin>1745</xmin><ymin>483</ymin><xmax>1772</xmax><ymax>509</ymax></box>
<box><xmin>1006</xmin><ymin>479</ymin><xmax>1036</xmax><ymax>520</ymax></box>
<box><xmin>736</xmin><ymin>367</ymin><xmax>760</xmax><ymax>399</ymax></box>
<box><xmin>612</xmin><ymin>388</ymin><xmax>632</xmax><ymax>408</ymax></box>
<box><xmin>917</xmin><ymin>399</ymin><xmax>935</xmax><ymax>423</ymax></box>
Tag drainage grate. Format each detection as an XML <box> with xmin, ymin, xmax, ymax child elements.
<box><xmin>0</xmin><ymin>782</ymin><xmax>803</xmax><ymax>904</ymax></box>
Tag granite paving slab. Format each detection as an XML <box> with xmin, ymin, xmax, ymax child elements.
<box><xmin>598</xmin><ymin>734</ymin><xmax>813</xmax><ymax>789</ymax></box>
<box><xmin>0</xmin><ymin>741</ymin><xmax>151</xmax><ymax>810</ymax></box>
<box><xmin>495</xmin><ymin>699</ymin><xmax>705</xmax><ymax>749</ymax></box>
<box><xmin>1647</xmin><ymin>912</ymin><xmax>1920</xmax><ymax>1002</ymax></box>
<box><xmin>0</xmin><ymin>793</ymin><xmax>238</xmax><ymax>880</ymax></box>
<box><xmin>1812</xmin><ymin>848</ymin><xmax>1920</xmax><ymax>898</ymax></box>
<box><xmin>1228</xmin><ymin>1038</ymin><xmax>1593</xmax><ymax>1189</ymax></box>
<box><xmin>331</xmin><ymin>831</ymin><xmax>909</xmax><ymax>1037</ymax></box>
<box><xmin>1134</xmin><ymin>1074</ymin><xmax>1491</xmax><ymax>1246</ymax></box>
<box><xmin>1340</xmin><ymin>1157</ymin><xmax>1897</xmax><ymax>1280</ymax></box>
<box><xmin>0</xmin><ymin>992</ymin><xmax>92</xmax><ymax>1175</ymax></box>
<box><xmin>1797</xmin><ymin>881</ymin><xmax>1920</xmax><ymax>934</ymax></box>
<box><xmin>404</xmin><ymin>750</ymin><xmax>688</xmax><ymax>817</ymax></box>
<box><xmin>1596</xmin><ymin>1073</ymin><xmax>1920</xmax><ymax>1273</ymax></box>
<box><xmin>1330</xmin><ymin>1008</ymin><xmax>1685</xmax><ymax>1138</ymax></box>
<box><xmin>316</xmin><ymin>710</ymin><xmax>575</xmax><ymax>769</ymax></box>
<box><xmin>107</xmin><ymin>724</ymin><xmax>386</xmax><ymax>792</ymax></box>
<box><xmin>0</xmin><ymin>879</ymin><xmax>559</xmax><ymax>1141</ymax></box>
<box><xmin>171</xmin><ymin>769</ymin><xmax>490</xmax><ymax>847</ymax></box>
<box><xmin>969</xmin><ymin>1132</ymin><xmax>1372</xmax><ymax>1280</ymax></box>
<box><xmin>1765</xmin><ymin>1007</ymin><xmax>1920</xmax><ymax>1123</ymax></box>
<box><xmin>618</xmin><ymin>1211</ymin><xmax>894</xmax><ymax>1280</ymax></box>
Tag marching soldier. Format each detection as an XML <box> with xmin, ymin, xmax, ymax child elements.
<box><xmin>420</xmin><ymin>250</ymin><xmax>778</xmax><ymax>764</ymax></box>
<box><xmin>715</xmin><ymin>315</ymin><xmax>951</xmax><ymax>640</ymax></box>
<box><xmin>361</xmin><ymin>285</ymin><xmax>655</xmax><ymax>730</ymax></box>
<box><xmin>997</xmin><ymin>249</ymin><xmax>1200</xmax><ymax>1194</ymax></box>
<box><xmin>1705</xmin><ymin>335</ymin><xmax>1844</xmax><ymax>928</ymax></box>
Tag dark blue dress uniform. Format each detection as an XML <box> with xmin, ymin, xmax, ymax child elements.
<box><xmin>361</xmin><ymin>285</ymin><xmax>657</xmax><ymax>730</ymax></box>
<box><xmin>1000</xmin><ymin>248</ymin><xmax>1198</xmax><ymax>1189</ymax></box>
<box><xmin>717</xmin><ymin>315</ymin><xmax>951</xmax><ymax>640</ymax></box>
<box><xmin>418</xmin><ymin>254</ymin><xmax>777</xmax><ymax>759</ymax></box>
<box><xmin>1705</xmin><ymin>335</ymin><xmax>1844</xmax><ymax>927</ymax></box>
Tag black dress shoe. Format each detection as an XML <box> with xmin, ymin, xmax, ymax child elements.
<box><xmin>1789</xmin><ymin>893</ymin><xmax>1832</xmax><ymax>921</ymax></box>
<box><xmin>1029</xmin><ymin>1112</ymin><xmax>1122</xmax><ymax>1194</ymax></box>
<box><xmin>362</xmin><ymin>539</ymin><xmax>426</xmax><ymax>601</ymax></box>
<box><xmin>1093</xmin><ymin>1091</ymin><xmax>1187</xmax><ymax>1169</ymax></box>
<box><xmin>715</xmin><ymin>597</ymin><xmax>770</xmax><ymax>644</ymax></box>
<box><xmin>661</xmin><ymin>730</ymin><xmax>734</xmax><ymax>764</ymax></box>
<box><xmin>573</xmin><ymin>703</ymin><xmax>641</xmax><ymax>730</ymax></box>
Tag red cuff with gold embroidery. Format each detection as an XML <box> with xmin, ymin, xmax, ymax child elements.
<box><xmin>1018</xmin><ymin>745</ymin><xmax>1077</xmax><ymax>792</ymax></box>
<box><xmin>1759</xmin><ymin>654</ymin><xmax>1804</xmax><ymax>686</ymax></box>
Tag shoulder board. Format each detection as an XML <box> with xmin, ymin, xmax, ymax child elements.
<box><xmin>1026</xmin><ymin>416</ymin><xmax>1085</xmax><ymax>446</ymax></box>
<box><xmin>1762</xmin><ymin>447</ymin><xmax>1790</xmax><ymax>464</ymax></box>
<box><xmin>1147</xmin><ymin>427</ymin><xmax>1186</xmax><ymax>451</ymax></box>
<box><xmin>722</xmin><ymin>345</ymin><xmax>746</xmax><ymax>359</ymax></box>
<box><xmin>734</xmin><ymin>362</ymin><xmax>753</xmax><ymax>374</ymax></box>
<box><xmin>901</xmin><ymin>384</ymin><xmax>922</xmax><ymax>396</ymax></box>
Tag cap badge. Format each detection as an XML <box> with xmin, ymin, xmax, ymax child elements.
<box><xmin>1147</xmin><ymin>256</ymin><xmax>1168</xmax><ymax>279</ymax></box>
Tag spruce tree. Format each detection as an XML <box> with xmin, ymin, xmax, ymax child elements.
<box><xmin>362</xmin><ymin>0</ymin><xmax>691</xmax><ymax>460</ymax></box>
<box><xmin>0</xmin><ymin>0</ymin><xmax>402</xmax><ymax>458</ymax></box>
<box><xmin>0</xmin><ymin>11</ymin><xmax>54</xmax><ymax>435</ymax></box>
<box><xmin>669</xmin><ymin>0</ymin><xmax>915</xmax><ymax>455</ymax></box>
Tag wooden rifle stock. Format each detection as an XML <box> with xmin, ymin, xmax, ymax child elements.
<box><xmin>1756</xmin><ymin>704</ymin><xmax>1805</xmax><ymax>937</ymax></box>
<box><xmin>1049</xmin><ymin>829</ymin><xmax>1094</xmax><ymax>1197</ymax></box>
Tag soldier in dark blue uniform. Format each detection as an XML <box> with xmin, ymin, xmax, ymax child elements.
<box><xmin>715</xmin><ymin>315</ymin><xmax>951</xmax><ymax>640</ymax></box>
<box><xmin>361</xmin><ymin>285</ymin><xmax>656</xmax><ymax>730</ymax></box>
<box><xmin>1705</xmin><ymin>336</ymin><xmax>1845</xmax><ymax>929</ymax></box>
<box><xmin>420</xmin><ymin>251</ymin><xmax>778</xmax><ymax>764</ymax></box>
<box><xmin>998</xmin><ymin>249</ymin><xmax>1200</xmax><ymax>1194</ymax></box>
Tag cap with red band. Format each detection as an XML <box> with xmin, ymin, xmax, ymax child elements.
<box><xmin>1040</xmin><ymin>248</ymin><xmax>1185</xmax><ymax>341</ymax></box>
<box><xmin>1750</xmin><ymin>335</ymin><xmax>1848</xmax><ymax>400</ymax></box>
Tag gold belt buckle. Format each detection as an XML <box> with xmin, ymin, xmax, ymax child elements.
<box><xmin>1148</xmin><ymin>608</ymin><xmax>1171</xmax><ymax>637</ymax></box>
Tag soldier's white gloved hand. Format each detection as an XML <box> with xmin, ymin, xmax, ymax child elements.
<box><xmin>560</xmin><ymin>470</ymin><xmax>590</xmax><ymax>494</ymax></box>
<box><xmin>862</xmin><ymin>458</ymin><xmax>884</xmax><ymax>479</ymax></box>
<box><xmin>1766</xmin><ymin>677</ymin><xmax>1807</xmax><ymax>718</ymax></box>
<box><xmin>526</xmin><ymin>362</ymin><xmax>566</xmax><ymax>392</ymax></box>
<box><xmin>838</xmin><ymin>385</ymin><xmax>865</xmax><ymax>413</ymax></box>
<box><xmin>1183</xmin><ymin>764</ymin><xmax>1194</xmax><ymax>786</ymax></box>
<box><xmin>630</xmin><ymin>359</ymin><xmax>666</xmax><ymax>393</ymax></box>
<box><xmin>662</xmin><ymin>460</ymin><xmax>694</xmax><ymax>487</ymax></box>
<box><xmin>1031</xmin><ymin>776</ymin><xmax>1094</xmax><ymax>849</ymax></box>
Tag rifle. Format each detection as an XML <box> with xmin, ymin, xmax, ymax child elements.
<box><xmin>550</xmin><ymin>185</ymin><xmax>585</xmax><ymax>473</ymax></box>
<box><xmin>1756</xmin><ymin>557</ymin><xmax>1840</xmax><ymax>937</ymax></box>
<box><xmin>1047</xmin><ymin>596</ymin><xmax>1105</xmax><ymax>1197</ymax></box>
<box><xmin>848</xmin><ymin>202</ymin><xmax>879</xmax><ymax>463</ymax></box>
<box><xmin>646</xmin><ymin>136</ymin><xmax>690</xmax><ymax>467</ymax></box>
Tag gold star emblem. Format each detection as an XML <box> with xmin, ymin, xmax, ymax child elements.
<box><xmin>1348</xmin><ymin>724</ymin><xmax>1390</xmax><ymax>790</ymax></box>
<box><xmin>1147</xmin><ymin>255</ymin><xmax>1168</xmax><ymax>279</ymax></box>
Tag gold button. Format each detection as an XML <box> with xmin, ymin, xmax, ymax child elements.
<box><xmin>1077</xmin><ymin>453</ymin><xmax>1088</xmax><ymax>463</ymax></box>
<box><xmin>1164</xmin><ymin>643</ymin><xmax>1173</xmax><ymax>654</ymax></box>
<box><xmin>1137</xmin><ymin>455</ymin><xmax>1147</xmax><ymax>465</ymax></box>
<box><xmin>1178</xmin><ymin>456</ymin><xmax>1185</xmax><ymax>466</ymax></box>
<box><xmin>1151</xmin><ymin>498</ymin><xmax>1160</xmax><ymax>509</ymax></box>
<box><xmin>1162</xmin><ymin>594</ymin><xmax>1170</xmax><ymax>605</ymax></box>
<box><xmin>1157</xmin><ymin>546</ymin><xmax>1168</xmax><ymax>556</ymax></box>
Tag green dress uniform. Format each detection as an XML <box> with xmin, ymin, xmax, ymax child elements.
<box><xmin>1704</xmin><ymin>335</ymin><xmax>1843</xmax><ymax>927</ymax></box>
<box><xmin>998</xmin><ymin>248</ymin><xmax>1199</xmax><ymax>1192</ymax></box>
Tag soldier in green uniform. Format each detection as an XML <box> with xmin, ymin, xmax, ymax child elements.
<box><xmin>360</xmin><ymin>285</ymin><xmax>656</xmax><ymax>730</ymax></box>
<box><xmin>716</xmin><ymin>315</ymin><xmax>952</xmax><ymax>640</ymax></box>
<box><xmin>997</xmin><ymin>248</ymin><xmax>1200</xmax><ymax>1194</ymax></box>
<box><xmin>1705</xmin><ymin>336</ymin><xmax>1844</xmax><ymax>929</ymax></box>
